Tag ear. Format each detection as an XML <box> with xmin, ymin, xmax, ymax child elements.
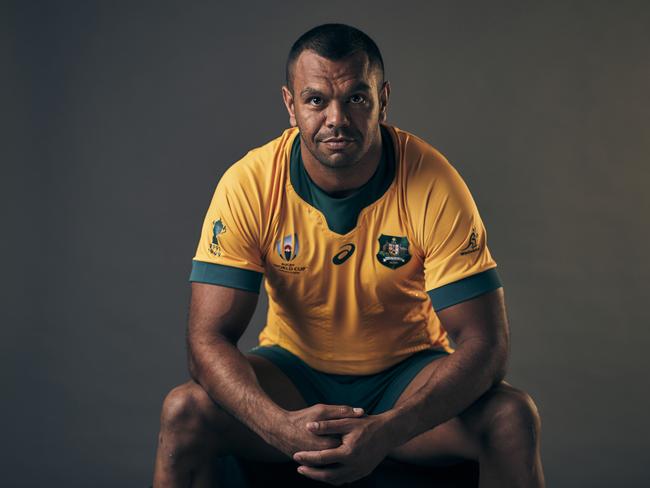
<box><xmin>281</xmin><ymin>85</ymin><xmax>297</xmax><ymax>127</ymax></box>
<box><xmin>379</xmin><ymin>80</ymin><xmax>390</xmax><ymax>123</ymax></box>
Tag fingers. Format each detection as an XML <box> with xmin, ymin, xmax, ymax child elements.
<box><xmin>294</xmin><ymin>444</ymin><xmax>349</xmax><ymax>466</ymax></box>
<box><xmin>297</xmin><ymin>464</ymin><xmax>353</xmax><ymax>485</ymax></box>
<box><xmin>297</xmin><ymin>464</ymin><xmax>348</xmax><ymax>485</ymax></box>
<box><xmin>312</xmin><ymin>403</ymin><xmax>364</xmax><ymax>420</ymax></box>
<box><xmin>306</xmin><ymin>418</ymin><xmax>353</xmax><ymax>435</ymax></box>
<box><xmin>314</xmin><ymin>434</ymin><xmax>341</xmax><ymax>450</ymax></box>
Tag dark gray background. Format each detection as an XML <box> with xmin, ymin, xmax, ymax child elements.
<box><xmin>4</xmin><ymin>1</ymin><xmax>649</xmax><ymax>486</ymax></box>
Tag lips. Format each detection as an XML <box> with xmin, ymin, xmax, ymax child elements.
<box><xmin>320</xmin><ymin>137</ymin><xmax>355</xmax><ymax>150</ymax></box>
<box><xmin>323</xmin><ymin>140</ymin><xmax>353</xmax><ymax>150</ymax></box>
<box><xmin>322</xmin><ymin>137</ymin><xmax>354</xmax><ymax>143</ymax></box>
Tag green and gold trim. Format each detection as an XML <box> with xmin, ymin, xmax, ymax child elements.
<box><xmin>189</xmin><ymin>260</ymin><xmax>263</xmax><ymax>293</ymax></box>
<box><xmin>428</xmin><ymin>268</ymin><xmax>502</xmax><ymax>311</ymax></box>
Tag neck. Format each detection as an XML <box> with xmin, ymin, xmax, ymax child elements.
<box><xmin>300</xmin><ymin>129</ymin><xmax>383</xmax><ymax>197</ymax></box>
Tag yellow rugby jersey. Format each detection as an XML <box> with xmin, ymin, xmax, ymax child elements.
<box><xmin>189</xmin><ymin>123</ymin><xmax>502</xmax><ymax>375</ymax></box>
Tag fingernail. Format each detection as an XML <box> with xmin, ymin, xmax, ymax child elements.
<box><xmin>353</xmin><ymin>407</ymin><xmax>364</xmax><ymax>414</ymax></box>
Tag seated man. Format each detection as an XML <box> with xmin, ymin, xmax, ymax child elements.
<box><xmin>152</xmin><ymin>23</ymin><xmax>545</xmax><ymax>487</ymax></box>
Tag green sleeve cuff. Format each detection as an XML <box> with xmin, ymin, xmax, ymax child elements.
<box><xmin>189</xmin><ymin>260</ymin><xmax>263</xmax><ymax>293</ymax></box>
<box><xmin>428</xmin><ymin>268</ymin><xmax>502</xmax><ymax>311</ymax></box>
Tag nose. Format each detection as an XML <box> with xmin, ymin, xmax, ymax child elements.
<box><xmin>325</xmin><ymin>100</ymin><xmax>350</xmax><ymax>129</ymax></box>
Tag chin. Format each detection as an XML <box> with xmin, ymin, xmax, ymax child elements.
<box><xmin>320</xmin><ymin>146</ymin><xmax>365</xmax><ymax>167</ymax></box>
<box><xmin>318</xmin><ymin>154</ymin><xmax>359</xmax><ymax>169</ymax></box>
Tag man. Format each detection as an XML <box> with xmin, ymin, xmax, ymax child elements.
<box><xmin>152</xmin><ymin>23</ymin><xmax>545</xmax><ymax>487</ymax></box>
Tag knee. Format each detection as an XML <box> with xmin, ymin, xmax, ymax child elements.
<box><xmin>468</xmin><ymin>384</ymin><xmax>542</xmax><ymax>449</ymax></box>
<box><xmin>493</xmin><ymin>389</ymin><xmax>541</xmax><ymax>437</ymax></box>
<box><xmin>160</xmin><ymin>383</ymin><xmax>207</xmax><ymax>434</ymax></box>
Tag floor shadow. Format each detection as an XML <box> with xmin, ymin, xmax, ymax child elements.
<box><xmin>217</xmin><ymin>455</ymin><xmax>479</xmax><ymax>487</ymax></box>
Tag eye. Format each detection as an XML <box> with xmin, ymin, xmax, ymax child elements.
<box><xmin>350</xmin><ymin>94</ymin><xmax>365</xmax><ymax>104</ymax></box>
<box><xmin>308</xmin><ymin>96</ymin><xmax>323</xmax><ymax>106</ymax></box>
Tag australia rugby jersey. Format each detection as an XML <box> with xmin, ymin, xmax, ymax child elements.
<box><xmin>189</xmin><ymin>123</ymin><xmax>502</xmax><ymax>374</ymax></box>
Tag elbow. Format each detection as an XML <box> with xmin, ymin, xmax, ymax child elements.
<box><xmin>185</xmin><ymin>331</ymin><xmax>234</xmax><ymax>382</ymax></box>
<box><xmin>186</xmin><ymin>350</ymin><xmax>200</xmax><ymax>383</ymax></box>
<box><xmin>185</xmin><ymin>335</ymin><xmax>202</xmax><ymax>382</ymax></box>
<box><xmin>493</xmin><ymin>360</ymin><xmax>508</xmax><ymax>386</ymax></box>
<box><xmin>459</xmin><ymin>336</ymin><xmax>509</xmax><ymax>390</ymax></box>
<box><xmin>491</xmin><ymin>339</ymin><xmax>510</xmax><ymax>386</ymax></box>
<box><xmin>187</xmin><ymin>354</ymin><xmax>200</xmax><ymax>382</ymax></box>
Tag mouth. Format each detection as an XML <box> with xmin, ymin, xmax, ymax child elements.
<box><xmin>320</xmin><ymin>137</ymin><xmax>355</xmax><ymax>150</ymax></box>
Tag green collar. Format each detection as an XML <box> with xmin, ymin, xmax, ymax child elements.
<box><xmin>290</xmin><ymin>125</ymin><xmax>395</xmax><ymax>235</ymax></box>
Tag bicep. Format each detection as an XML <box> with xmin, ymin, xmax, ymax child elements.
<box><xmin>436</xmin><ymin>287</ymin><xmax>509</xmax><ymax>350</ymax></box>
<box><xmin>188</xmin><ymin>282</ymin><xmax>259</xmax><ymax>345</ymax></box>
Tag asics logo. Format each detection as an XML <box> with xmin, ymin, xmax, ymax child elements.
<box><xmin>332</xmin><ymin>243</ymin><xmax>355</xmax><ymax>265</ymax></box>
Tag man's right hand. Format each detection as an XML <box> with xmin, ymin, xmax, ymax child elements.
<box><xmin>270</xmin><ymin>404</ymin><xmax>366</xmax><ymax>458</ymax></box>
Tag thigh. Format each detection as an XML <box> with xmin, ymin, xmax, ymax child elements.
<box><xmin>185</xmin><ymin>354</ymin><xmax>309</xmax><ymax>462</ymax></box>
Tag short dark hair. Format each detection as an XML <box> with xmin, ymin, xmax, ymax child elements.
<box><xmin>285</xmin><ymin>23</ymin><xmax>385</xmax><ymax>92</ymax></box>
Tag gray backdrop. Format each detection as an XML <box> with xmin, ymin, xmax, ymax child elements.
<box><xmin>4</xmin><ymin>1</ymin><xmax>649</xmax><ymax>486</ymax></box>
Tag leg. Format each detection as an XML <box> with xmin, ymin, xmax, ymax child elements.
<box><xmin>386</xmin><ymin>359</ymin><xmax>545</xmax><ymax>487</ymax></box>
<box><xmin>152</xmin><ymin>354</ymin><xmax>309</xmax><ymax>488</ymax></box>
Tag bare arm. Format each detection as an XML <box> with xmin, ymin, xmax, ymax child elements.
<box><xmin>381</xmin><ymin>287</ymin><xmax>510</xmax><ymax>447</ymax></box>
<box><xmin>186</xmin><ymin>282</ymin><xmax>287</xmax><ymax>445</ymax></box>
<box><xmin>187</xmin><ymin>282</ymin><xmax>362</xmax><ymax>456</ymax></box>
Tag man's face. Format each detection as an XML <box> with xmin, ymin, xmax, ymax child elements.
<box><xmin>282</xmin><ymin>50</ymin><xmax>389</xmax><ymax>170</ymax></box>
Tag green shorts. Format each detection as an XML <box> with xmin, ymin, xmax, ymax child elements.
<box><xmin>247</xmin><ymin>344</ymin><xmax>450</xmax><ymax>415</ymax></box>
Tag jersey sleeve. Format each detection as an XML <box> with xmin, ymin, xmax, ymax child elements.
<box><xmin>421</xmin><ymin>162</ymin><xmax>502</xmax><ymax>311</ymax></box>
<box><xmin>188</xmin><ymin>168</ymin><xmax>264</xmax><ymax>293</ymax></box>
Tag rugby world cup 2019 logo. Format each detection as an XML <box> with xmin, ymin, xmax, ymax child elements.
<box><xmin>276</xmin><ymin>233</ymin><xmax>299</xmax><ymax>261</ymax></box>
<box><xmin>377</xmin><ymin>234</ymin><xmax>411</xmax><ymax>269</ymax></box>
<box><xmin>209</xmin><ymin>218</ymin><xmax>226</xmax><ymax>256</ymax></box>
<box><xmin>273</xmin><ymin>233</ymin><xmax>307</xmax><ymax>274</ymax></box>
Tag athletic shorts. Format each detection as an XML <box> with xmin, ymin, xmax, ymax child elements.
<box><xmin>246</xmin><ymin>344</ymin><xmax>450</xmax><ymax>415</ymax></box>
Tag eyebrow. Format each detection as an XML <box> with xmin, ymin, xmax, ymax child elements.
<box><xmin>299</xmin><ymin>82</ymin><xmax>372</xmax><ymax>98</ymax></box>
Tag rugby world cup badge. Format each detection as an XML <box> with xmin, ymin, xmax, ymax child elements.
<box><xmin>273</xmin><ymin>233</ymin><xmax>307</xmax><ymax>274</ymax></box>
<box><xmin>377</xmin><ymin>234</ymin><xmax>411</xmax><ymax>269</ymax></box>
<box><xmin>277</xmin><ymin>233</ymin><xmax>299</xmax><ymax>261</ymax></box>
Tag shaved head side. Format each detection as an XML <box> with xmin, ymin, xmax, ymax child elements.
<box><xmin>286</xmin><ymin>23</ymin><xmax>385</xmax><ymax>94</ymax></box>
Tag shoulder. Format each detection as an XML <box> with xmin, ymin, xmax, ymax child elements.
<box><xmin>204</xmin><ymin>128</ymin><xmax>297</xmax><ymax>247</ymax></box>
<box><xmin>219</xmin><ymin>127</ymin><xmax>298</xmax><ymax>192</ymax></box>
<box><xmin>389</xmin><ymin>125</ymin><xmax>471</xmax><ymax>203</ymax></box>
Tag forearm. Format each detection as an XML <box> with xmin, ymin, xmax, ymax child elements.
<box><xmin>381</xmin><ymin>338</ymin><xmax>508</xmax><ymax>447</ymax></box>
<box><xmin>188</xmin><ymin>335</ymin><xmax>287</xmax><ymax>444</ymax></box>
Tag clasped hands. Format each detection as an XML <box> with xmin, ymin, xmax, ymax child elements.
<box><xmin>277</xmin><ymin>403</ymin><xmax>394</xmax><ymax>486</ymax></box>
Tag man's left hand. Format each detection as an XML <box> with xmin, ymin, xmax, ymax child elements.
<box><xmin>292</xmin><ymin>413</ymin><xmax>393</xmax><ymax>486</ymax></box>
